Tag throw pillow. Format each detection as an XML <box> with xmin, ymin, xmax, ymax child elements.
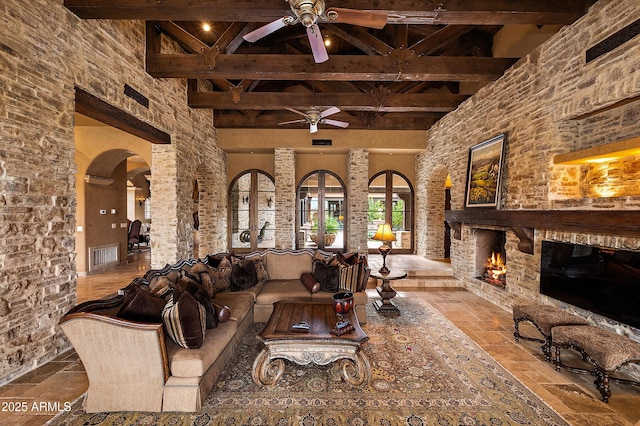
<box><xmin>312</xmin><ymin>261</ymin><xmax>340</xmax><ymax>292</ymax></box>
<box><xmin>148</xmin><ymin>275</ymin><xmax>174</xmax><ymax>297</ymax></box>
<box><xmin>190</xmin><ymin>262</ymin><xmax>214</xmax><ymax>298</ymax></box>
<box><xmin>209</xmin><ymin>257</ymin><xmax>232</xmax><ymax>293</ymax></box>
<box><xmin>250</xmin><ymin>256</ymin><xmax>270</xmax><ymax>285</ymax></box>
<box><xmin>117</xmin><ymin>285</ymin><xmax>166</xmax><ymax>323</ymax></box>
<box><xmin>338</xmin><ymin>262</ymin><xmax>360</xmax><ymax>293</ymax></box>
<box><xmin>230</xmin><ymin>257</ymin><xmax>258</xmax><ymax>291</ymax></box>
<box><xmin>162</xmin><ymin>290</ymin><xmax>207</xmax><ymax>349</ymax></box>
<box><xmin>300</xmin><ymin>272</ymin><xmax>321</xmax><ymax>293</ymax></box>
<box><xmin>175</xmin><ymin>273</ymin><xmax>218</xmax><ymax>329</ymax></box>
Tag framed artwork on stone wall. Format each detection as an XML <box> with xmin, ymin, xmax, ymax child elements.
<box><xmin>465</xmin><ymin>134</ymin><xmax>506</xmax><ymax>208</ymax></box>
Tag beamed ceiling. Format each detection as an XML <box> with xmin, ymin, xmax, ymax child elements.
<box><xmin>64</xmin><ymin>0</ymin><xmax>597</xmax><ymax>132</ymax></box>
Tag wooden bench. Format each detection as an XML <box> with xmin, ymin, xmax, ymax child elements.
<box><xmin>552</xmin><ymin>325</ymin><xmax>640</xmax><ymax>403</ymax></box>
<box><xmin>513</xmin><ymin>304</ymin><xmax>589</xmax><ymax>361</ymax></box>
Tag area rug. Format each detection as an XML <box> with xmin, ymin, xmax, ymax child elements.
<box><xmin>49</xmin><ymin>298</ymin><xmax>568</xmax><ymax>425</ymax></box>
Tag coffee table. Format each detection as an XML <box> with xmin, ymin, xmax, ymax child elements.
<box><xmin>252</xmin><ymin>300</ymin><xmax>370</xmax><ymax>386</ymax></box>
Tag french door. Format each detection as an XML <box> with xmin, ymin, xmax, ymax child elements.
<box><xmin>297</xmin><ymin>170</ymin><xmax>346</xmax><ymax>251</ymax></box>
<box><xmin>229</xmin><ymin>170</ymin><xmax>275</xmax><ymax>251</ymax></box>
<box><xmin>368</xmin><ymin>170</ymin><xmax>413</xmax><ymax>253</ymax></box>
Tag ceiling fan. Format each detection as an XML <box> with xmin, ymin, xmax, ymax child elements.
<box><xmin>279</xmin><ymin>106</ymin><xmax>349</xmax><ymax>133</ymax></box>
<box><xmin>242</xmin><ymin>0</ymin><xmax>388</xmax><ymax>63</ymax></box>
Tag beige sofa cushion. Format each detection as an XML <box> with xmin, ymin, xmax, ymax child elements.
<box><xmin>167</xmin><ymin>320</ymin><xmax>237</xmax><ymax>377</ymax></box>
<box><xmin>214</xmin><ymin>292</ymin><xmax>255</xmax><ymax>322</ymax></box>
<box><xmin>265</xmin><ymin>251</ymin><xmax>313</xmax><ymax>280</ymax></box>
<box><xmin>255</xmin><ymin>279</ymin><xmax>312</xmax><ymax>306</ymax></box>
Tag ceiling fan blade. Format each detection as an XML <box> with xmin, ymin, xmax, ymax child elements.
<box><xmin>306</xmin><ymin>25</ymin><xmax>329</xmax><ymax>63</ymax></box>
<box><xmin>324</xmin><ymin>8</ymin><xmax>388</xmax><ymax>29</ymax></box>
<box><xmin>322</xmin><ymin>118</ymin><xmax>350</xmax><ymax>128</ymax></box>
<box><xmin>279</xmin><ymin>119</ymin><xmax>307</xmax><ymax>125</ymax></box>
<box><xmin>320</xmin><ymin>106</ymin><xmax>340</xmax><ymax>118</ymax></box>
<box><xmin>284</xmin><ymin>107</ymin><xmax>307</xmax><ymax>117</ymax></box>
<box><xmin>243</xmin><ymin>17</ymin><xmax>290</xmax><ymax>43</ymax></box>
<box><xmin>309</xmin><ymin>122</ymin><xmax>319</xmax><ymax>133</ymax></box>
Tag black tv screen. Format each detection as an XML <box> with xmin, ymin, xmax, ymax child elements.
<box><xmin>540</xmin><ymin>240</ymin><xmax>640</xmax><ymax>329</ymax></box>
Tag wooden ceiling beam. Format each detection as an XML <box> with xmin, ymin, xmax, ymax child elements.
<box><xmin>187</xmin><ymin>91</ymin><xmax>469</xmax><ymax>112</ymax></box>
<box><xmin>213</xmin><ymin>111</ymin><xmax>441</xmax><ymax>130</ymax></box>
<box><xmin>326</xmin><ymin>26</ymin><xmax>392</xmax><ymax>56</ymax></box>
<box><xmin>147</xmin><ymin>53</ymin><xmax>517</xmax><ymax>81</ymax></box>
<box><xmin>64</xmin><ymin>0</ymin><xmax>595</xmax><ymax>25</ymax></box>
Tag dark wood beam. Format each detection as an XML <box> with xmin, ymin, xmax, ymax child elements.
<box><xmin>213</xmin><ymin>111</ymin><xmax>440</xmax><ymax>130</ymax></box>
<box><xmin>445</xmin><ymin>210</ymin><xmax>640</xmax><ymax>238</ymax></box>
<box><xmin>188</xmin><ymin>91</ymin><xmax>469</xmax><ymax>112</ymax></box>
<box><xmin>64</xmin><ymin>0</ymin><xmax>595</xmax><ymax>25</ymax></box>
<box><xmin>147</xmin><ymin>53</ymin><xmax>517</xmax><ymax>81</ymax></box>
<box><xmin>75</xmin><ymin>87</ymin><xmax>170</xmax><ymax>144</ymax></box>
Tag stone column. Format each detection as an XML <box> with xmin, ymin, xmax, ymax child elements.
<box><xmin>347</xmin><ymin>149</ymin><xmax>369</xmax><ymax>253</ymax></box>
<box><xmin>274</xmin><ymin>148</ymin><xmax>296</xmax><ymax>249</ymax></box>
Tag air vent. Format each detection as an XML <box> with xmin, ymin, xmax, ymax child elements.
<box><xmin>586</xmin><ymin>19</ymin><xmax>640</xmax><ymax>63</ymax></box>
<box><xmin>124</xmin><ymin>84</ymin><xmax>150</xmax><ymax>108</ymax></box>
<box><xmin>312</xmin><ymin>139</ymin><xmax>332</xmax><ymax>146</ymax></box>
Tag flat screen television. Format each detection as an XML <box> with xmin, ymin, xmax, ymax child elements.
<box><xmin>540</xmin><ymin>240</ymin><xmax>640</xmax><ymax>329</ymax></box>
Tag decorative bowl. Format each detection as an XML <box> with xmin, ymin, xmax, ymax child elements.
<box><xmin>332</xmin><ymin>292</ymin><xmax>354</xmax><ymax>315</ymax></box>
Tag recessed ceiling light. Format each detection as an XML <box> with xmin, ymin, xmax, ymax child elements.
<box><xmin>202</xmin><ymin>23</ymin><xmax>211</xmax><ymax>32</ymax></box>
<box><xmin>324</xmin><ymin>38</ymin><xmax>331</xmax><ymax>47</ymax></box>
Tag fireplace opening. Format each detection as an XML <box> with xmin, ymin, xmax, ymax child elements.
<box><xmin>475</xmin><ymin>229</ymin><xmax>507</xmax><ymax>288</ymax></box>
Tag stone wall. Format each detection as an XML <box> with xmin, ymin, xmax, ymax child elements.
<box><xmin>0</xmin><ymin>1</ymin><xmax>224</xmax><ymax>385</ymax></box>
<box><xmin>274</xmin><ymin>148</ymin><xmax>296</xmax><ymax>249</ymax></box>
<box><xmin>416</xmin><ymin>0</ymin><xmax>640</xmax><ymax>342</ymax></box>
<box><xmin>346</xmin><ymin>149</ymin><xmax>369</xmax><ymax>253</ymax></box>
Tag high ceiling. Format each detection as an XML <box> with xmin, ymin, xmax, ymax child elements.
<box><xmin>64</xmin><ymin>0</ymin><xmax>596</xmax><ymax>132</ymax></box>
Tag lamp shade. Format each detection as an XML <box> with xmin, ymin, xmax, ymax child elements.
<box><xmin>372</xmin><ymin>223</ymin><xmax>396</xmax><ymax>242</ymax></box>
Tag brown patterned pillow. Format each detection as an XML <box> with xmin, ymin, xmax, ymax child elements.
<box><xmin>162</xmin><ymin>289</ymin><xmax>207</xmax><ymax>349</ymax></box>
<box><xmin>148</xmin><ymin>275</ymin><xmax>173</xmax><ymax>297</ymax></box>
<box><xmin>250</xmin><ymin>256</ymin><xmax>270</xmax><ymax>284</ymax></box>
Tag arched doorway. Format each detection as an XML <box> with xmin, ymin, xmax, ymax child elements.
<box><xmin>368</xmin><ymin>170</ymin><xmax>414</xmax><ymax>253</ymax></box>
<box><xmin>297</xmin><ymin>170</ymin><xmax>346</xmax><ymax>251</ymax></box>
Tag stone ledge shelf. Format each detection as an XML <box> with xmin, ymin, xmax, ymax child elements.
<box><xmin>445</xmin><ymin>210</ymin><xmax>640</xmax><ymax>254</ymax></box>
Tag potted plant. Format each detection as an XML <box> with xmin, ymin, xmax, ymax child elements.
<box><xmin>310</xmin><ymin>215</ymin><xmax>339</xmax><ymax>246</ymax></box>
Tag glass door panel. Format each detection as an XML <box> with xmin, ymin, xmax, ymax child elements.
<box><xmin>230</xmin><ymin>170</ymin><xmax>275</xmax><ymax>251</ymax></box>
<box><xmin>368</xmin><ymin>171</ymin><xmax>413</xmax><ymax>252</ymax></box>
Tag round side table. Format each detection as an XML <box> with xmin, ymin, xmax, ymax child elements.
<box><xmin>370</xmin><ymin>269</ymin><xmax>407</xmax><ymax>313</ymax></box>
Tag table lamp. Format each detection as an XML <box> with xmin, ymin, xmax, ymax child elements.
<box><xmin>372</xmin><ymin>223</ymin><xmax>396</xmax><ymax>274</ymax></box>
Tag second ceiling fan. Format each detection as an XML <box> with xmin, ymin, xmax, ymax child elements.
<box><xmin>280</xmin><ymin>106</ymin><xmax>349</xmax><ymax>133</ymax></box>
<box><xmin>243</xmin><ymin>0</ymin><xmax>388</xmax><ymax>63</ymax></box>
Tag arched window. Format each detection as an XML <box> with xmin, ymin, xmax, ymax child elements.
<box><xmin>229</xmin><ymin>170</ymin><xmax>275</xmax><ymax>251</ymax></box>
<box><xmin>297</xmin><ymin>170</ymin><xmax>346</xmax><ymax>251</ymax></box>
<box><xmin>368</xmin><ymin>171</ymin><xmax>414</xmax><ymax>253</ymax></box>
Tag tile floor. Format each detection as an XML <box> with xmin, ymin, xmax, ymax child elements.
<box><xmin>1</xmin><ymin>252</ymin><xmax>639</xmax><ymax>425</ymax></box>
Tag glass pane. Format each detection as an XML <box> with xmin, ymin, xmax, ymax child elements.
<box><xmin>299</xmin><ymin>175</ymin><xmax>319</xmax><ymax>249</ymax></box>
<box><xmin>391</xmin><ymin>173</ymin><xmax>412</xmax><ymax>249</ymax></box>
<box><xmin>324</xmin><ymin>175</ymin><xmax>344</xmax><ymax>249</ymax></box>
<box><xmin>368</xmin><ymin>174</ymin><xmax>386</xmax><ymax>248</ymax></box>
<box><xmin>256</xmin><ymin>172</ymin><xmax>275</xmax><ymax>248</ymax></box>
<box><xmin>230</xmin><ymin>173</ymin><xmax>251</xmax><ymax>249</ymax></box>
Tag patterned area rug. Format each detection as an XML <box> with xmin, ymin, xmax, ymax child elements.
<box><xmin>50</xmin><ymin>298</ymin><xmax>568</xmax><ymax>425</ymax></box>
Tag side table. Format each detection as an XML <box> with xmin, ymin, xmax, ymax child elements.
<box><xmin>370</xmin><ymin>269</ymin><xmax>407</xmax><ymax>313</ymax></box>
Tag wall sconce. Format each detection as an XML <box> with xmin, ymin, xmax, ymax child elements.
<box><xmin>242</xmin><ymin>196</ymin><xmax>250</xmax><ymax>204</ymax></box>
<box><xmin>136</xmin><ymin>195</ymin><xmax>146</xmax><ymax>206</ymax></box>
<box><xmin>267</xmin><ymin>196</ymin><xmax>273</xmax><ymax>207</ymax></box>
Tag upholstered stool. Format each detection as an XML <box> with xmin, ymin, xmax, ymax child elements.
<box><xmin>513</xmin><ymin>304</ymin><xmax>589</xmax><ymax>361</ymax></box>
<box><xmin>552</xmin><ymin>325</ymin><xmax>640</xmax><ymax>403</ymax></box>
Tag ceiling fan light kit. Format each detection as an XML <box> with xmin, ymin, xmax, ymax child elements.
<box><xmin>279</xmin><ymin>106</ymin><xmax>349</xmax><ymax>133</ymax></box>
<box><xmin>242</xmin><ymin>0</ymin><xmax>387</xmax><ymax>63</ymax></box>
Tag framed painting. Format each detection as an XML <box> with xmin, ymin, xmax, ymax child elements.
<box><xmin>465</xmin><ymin>134</ymin><xmax>506</xmax><ymax>208</ymax></box>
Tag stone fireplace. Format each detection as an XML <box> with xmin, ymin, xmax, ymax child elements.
<box><xmin>474</xmin><ymin>228</ymin><xmax>507</xmax><ymax>288</ymax></box>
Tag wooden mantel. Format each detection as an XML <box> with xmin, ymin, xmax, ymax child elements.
<box><xmin>445</xmin><ymin>209</ymin><xmax>640</xmax><ymax>254</ymax></box>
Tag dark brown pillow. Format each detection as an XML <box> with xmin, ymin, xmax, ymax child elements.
<box><xmin>312</xmin><ymin>261</ymin><xmax>340</xmax><ymax>292</ymax></box>
<box><xmin>230</xmin><ymin>257</ymin><xmax>258</xmax><ymax>291</ymax></box>
<box><xmin>300</xmin><ymin>272</ymin><xmax>321</xmax><ymax>293</ymax></box>
<box><xmin>162</xmin><ymin>289</ymin><xmax>207</xmax><ymax>349</ymax></box>
<box><xmin>117</xmin><ymin>286</ymin><xmax>166</xmax><ymax>323</ymax></box>
<box><xmin>176</xmin><ymin>274</ymin><xmax>218</xmax><ymax>329</ymax></box>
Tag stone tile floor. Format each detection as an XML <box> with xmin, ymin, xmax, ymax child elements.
<box><xmin>1</xmin><ymin>252</ymin><xmax>639</xmax><ymax>425</ymax></box>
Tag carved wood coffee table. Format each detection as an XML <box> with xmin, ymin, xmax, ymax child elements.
<box><xmin>252</xmin><ymin>300</ymin><xmax>370</xmax><ymax>386</ymax></box>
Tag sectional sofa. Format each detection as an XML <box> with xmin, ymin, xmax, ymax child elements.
<box><xmin>59</xmin><ymin>248</ymin><xmax>370</xmax><ymax>413</ymax></box>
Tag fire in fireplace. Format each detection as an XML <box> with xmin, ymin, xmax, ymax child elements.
<box><xmin>474</xmin><ymin>228</ymin><xmax>507</xmax><ymax>288</ymax></box>
<box><xmin>484</xmin><ymin>251</ymin><xmax>507</xmax><ymax>287</ymax></box>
